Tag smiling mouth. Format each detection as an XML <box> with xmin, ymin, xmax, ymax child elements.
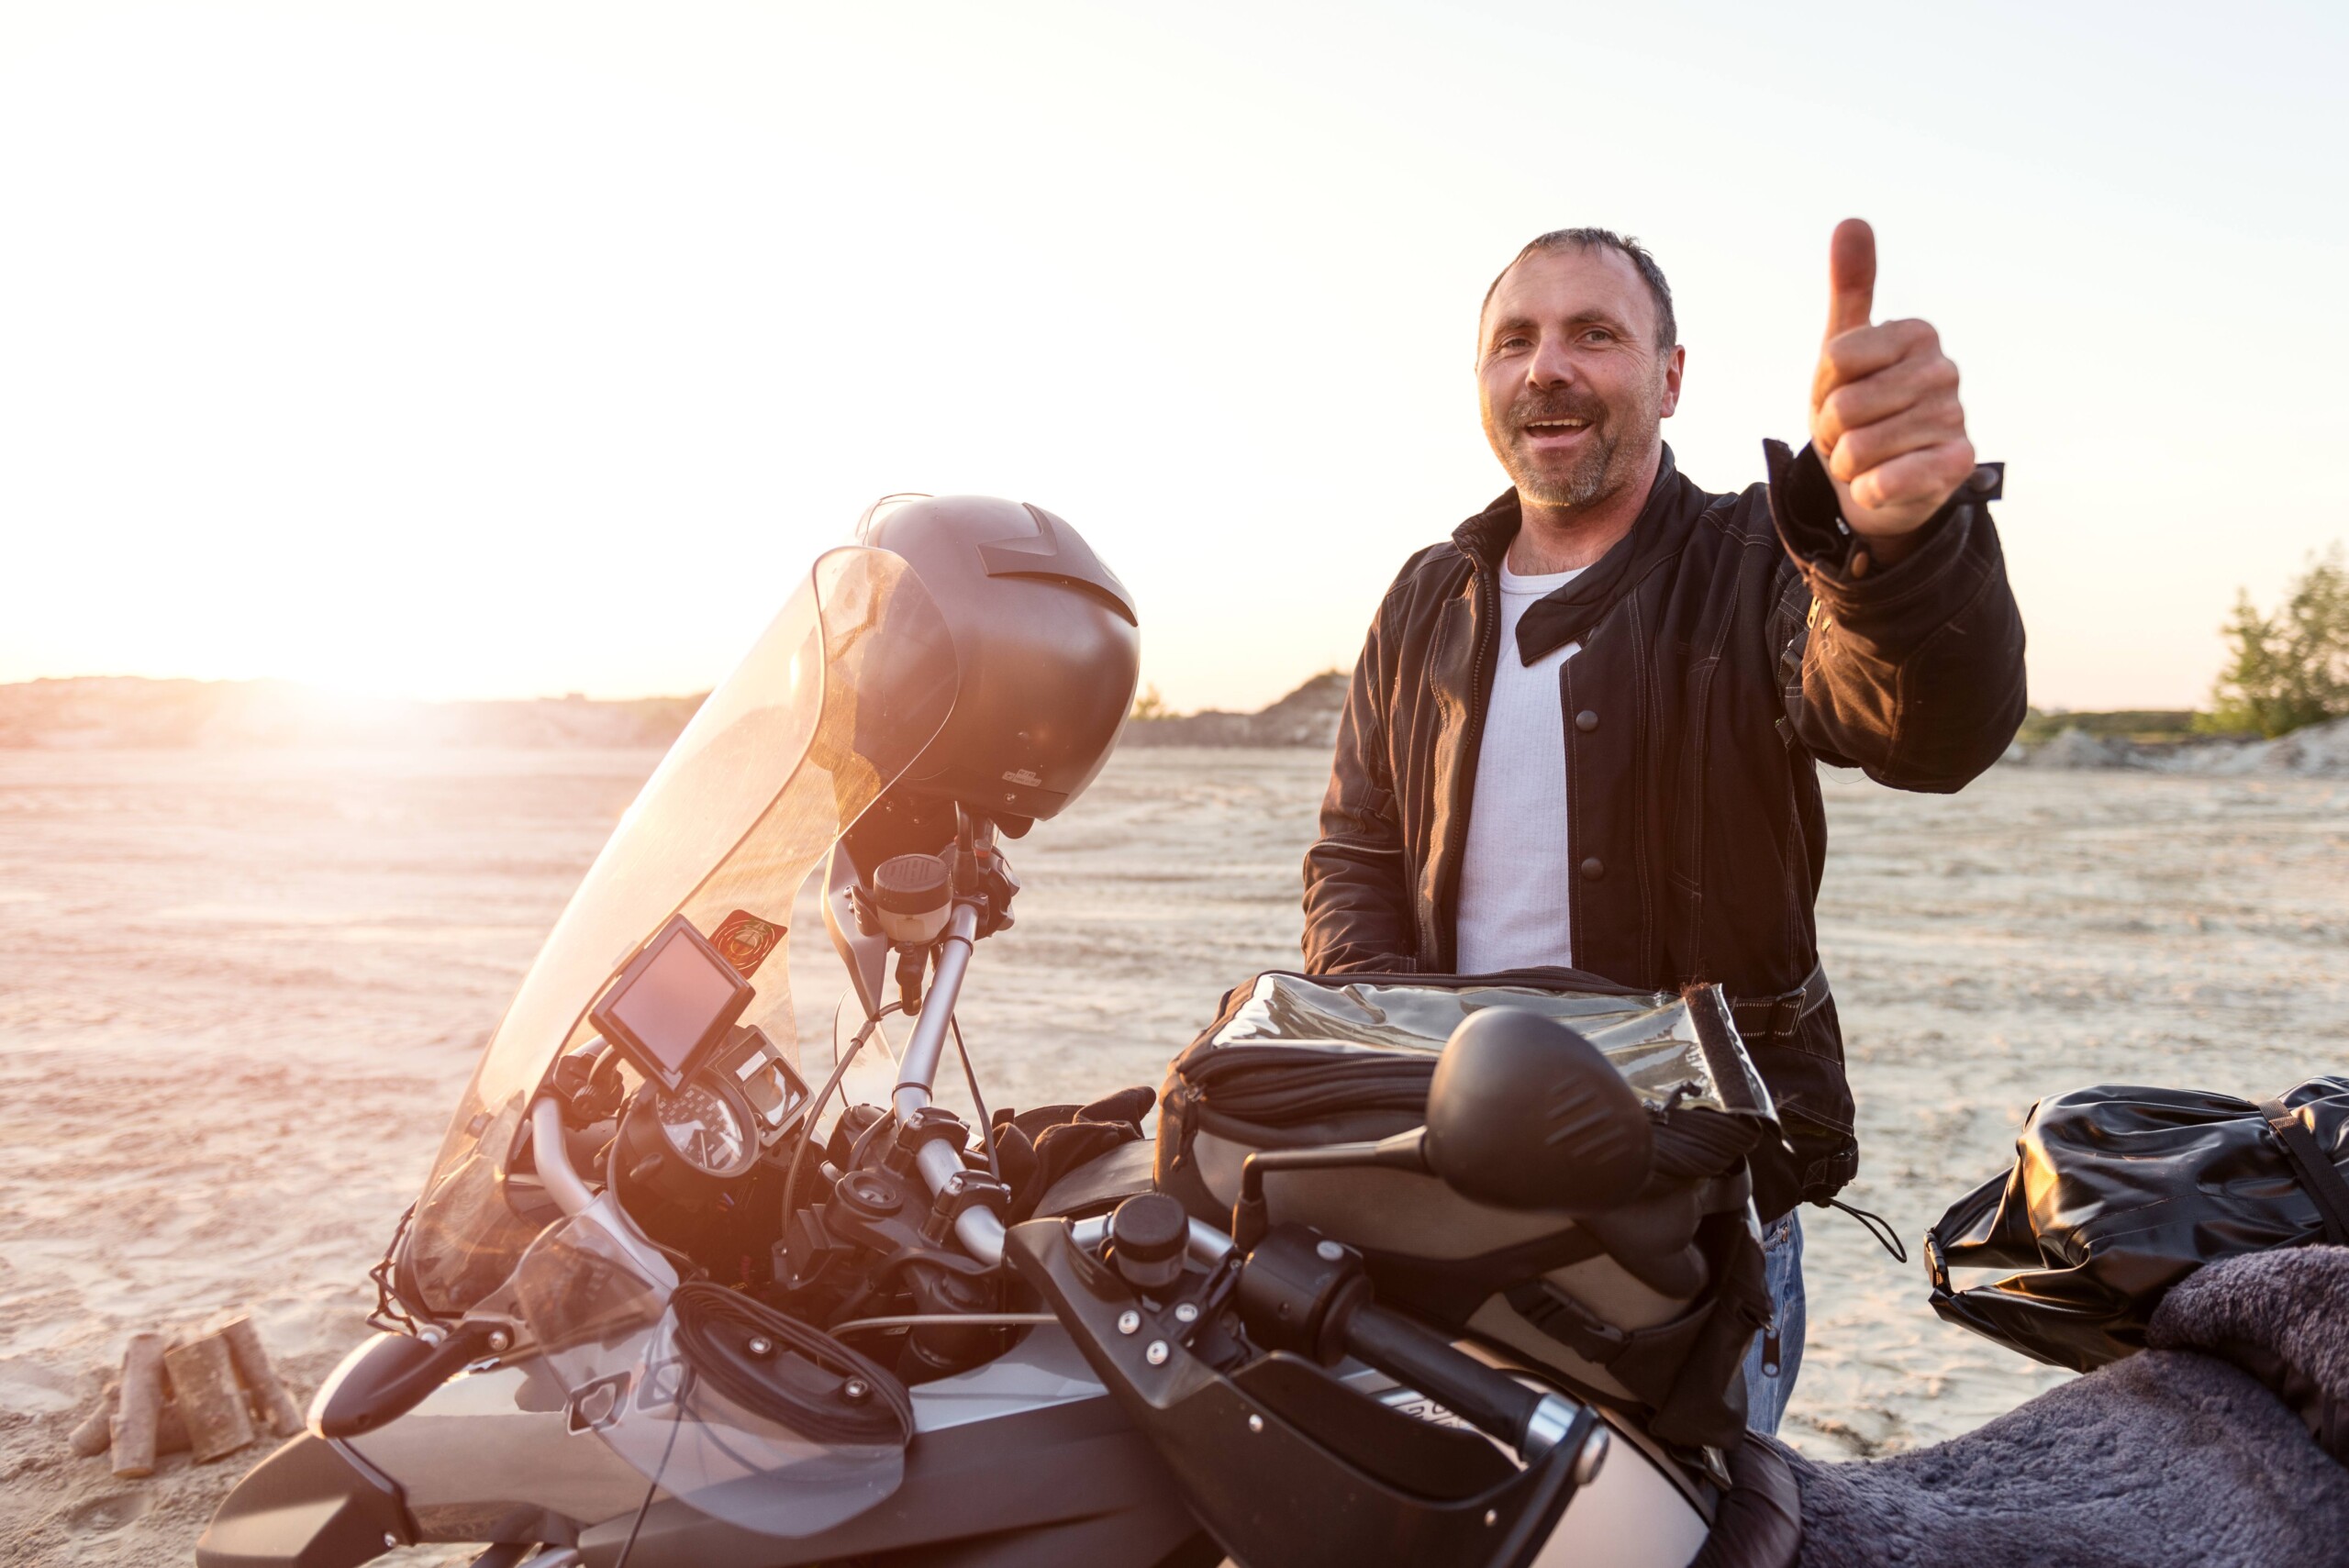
<box><xmin>1521</xmin><ymin>417</ymin><xmax>1592</xmax><ymax>437</ymax></box>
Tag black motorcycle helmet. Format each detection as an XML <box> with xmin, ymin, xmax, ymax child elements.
<box><xmin>857</xmin><ymin>494</ymin><xmax>1140</xmax><ymax>829</ymax></box>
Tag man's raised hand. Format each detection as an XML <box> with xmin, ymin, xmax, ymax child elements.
<box><xmin>1809</xmin><ymin>218</ymin><xmax>1974</xmax><ymax>547</ymax></box>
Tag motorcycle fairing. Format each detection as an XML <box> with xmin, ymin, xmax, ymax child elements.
<box><xmin>571</xmin><ymin>1394</ymin><xmax>1209</xmax><ymax>1567</ymax></box>
<box><xmin>398</xmin><ymin>546</ymin><xmax>958</xmax><ymax>1322</ymax></box>
<box><xmin>1005</xmin><ymin>1218</ymin><xmax>1598</xmax><ymax>1568</ymax></box>
<box><xmin>509</xmin><ymin>1210</ymin><xmax>909</xmax><ymax>1538</ymax></box>
<box><xmin>194</xmin><ymin>1432</ymin><xmax>415</xmax><ymax>1568</ymax></box>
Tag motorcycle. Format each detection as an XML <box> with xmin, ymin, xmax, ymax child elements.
<box><xmin>197</xmin><ymin>495</ymin><xmax>1794</xmax><ymax>1568</ymax></box>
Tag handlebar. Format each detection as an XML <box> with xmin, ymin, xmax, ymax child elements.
<box><xmin>530</xmin><ymin>1096</ymin><xmax>596</xmax><ymax>1218</ymax></box>
<box><xmin>890</xmin><ymin>903</ymin><xmax>982</xmax><ymax>1126</ymax></box>
<box><xmin>872</xmin><ymin>888</ymin><xmax>1589</xmax><ymax>1467</ymax></box>
<box><xmin>1231</xmin><ymin>1223</ymin><xmax>1597</xmax><ymax>1468</ymax></box>
<box><xmin>888</xmin><ymin>917</ymin><xmax>1586</xmax><ymax>1467</ymax></box>
<box><xmin>1342</xmin><ymin>1302</ymin><xmax>1586</xmax><ymax>1462</ymax></box>
<box><xmin>888</xmin><ymin>900</ymin><xmax>1008</xmax><ymax>1264</ymax></box>
<box><xmin>533</xmin><ymin>951</ymin><xmax>1592</xmax><ymax>1474</ymax></box>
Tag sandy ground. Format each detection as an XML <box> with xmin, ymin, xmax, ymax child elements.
<box><xmin>2</xmin><ymin>746</ymin><xmax>2344</xmax><ymax>1563</ymax></box>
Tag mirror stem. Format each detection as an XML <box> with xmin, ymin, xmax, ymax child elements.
<box><xmin>1230</xmin><ymin>1130</ymin><xmax>1430</xmax><ymax>1252</ymax></box>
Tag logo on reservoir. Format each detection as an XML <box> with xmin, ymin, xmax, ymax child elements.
<box><xmin>1002</xmin><ymin>768</ymin><xmax>1042</xmax><ymax>787</ymax></box>
<box><xmin>710</xmin><ymin>909</ymin><xmax>785</xmax><ymax>976</ymax></box>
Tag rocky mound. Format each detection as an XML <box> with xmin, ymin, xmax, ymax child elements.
<box><xmin>1120</xmin><ymin>671</ymin><xmax>1346</xmax><ymax>749</ymax></box>
<box><xmin>2011</xmin><ymin>715</ymin><xmax>2349</xmax><ymax>777</ymax></box>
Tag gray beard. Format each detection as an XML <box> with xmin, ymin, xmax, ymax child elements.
<box><xmin>1508</xmin><ymin>425</ymin><xmax>1620</xmax><ymax>509</ymax></box>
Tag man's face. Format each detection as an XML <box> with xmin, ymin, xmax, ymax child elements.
<box><xmin>1477</xmin><ymin>245</ymin><xmax>1684</xmax><ymax>511</ymax></box>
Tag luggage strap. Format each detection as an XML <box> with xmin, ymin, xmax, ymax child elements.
<box><xmin>1730</xmin><ymin>962</ymin><xmax>1831</xmax><ymax>1043</ymax></box>
<box><xmin>2260</xmin><ymin>1096</ymin><xmax>2349</xmax><ymax>1246</ymax></box>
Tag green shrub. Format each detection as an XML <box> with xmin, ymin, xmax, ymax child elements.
<box><xmin>1129</xmin><ymin>684</ymin><xmax>1171</xmax><ymax>722</ymax></box>
<box><xmin>2200</xmin><ymin>546</ymin><xmax>2349</xmax><ymax>739</ymax></box>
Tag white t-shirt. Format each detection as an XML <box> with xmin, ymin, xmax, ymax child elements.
<box><xmin>1453</xmin><ymin>562</ymin><xmax>1585</xmax><ymax>973</ymax></box>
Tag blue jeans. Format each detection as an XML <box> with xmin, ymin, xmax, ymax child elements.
<box><xmin>1741</xmin><ymin>1211</ymin><xmax>1806</xmax><ymax>1436</ymax></box>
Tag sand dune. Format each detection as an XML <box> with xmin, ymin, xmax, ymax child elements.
<box><xmin>2</xmin><ymin>746</ymin><xmax>2343</xmax><ymax>1562</ymax></box>
<box><xmin>12</xmin><ymin>674</ymin><xmax>2349</xmax><ymax>778</ymax></box>
<box><xmin>0</xmin><ymin>678</ymin><xmax>702</xmax><ymax>751</ymax></box>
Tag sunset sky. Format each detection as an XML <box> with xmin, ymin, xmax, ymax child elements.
<box><xmin>4</xmin><ymin>1</ymin><xmax>2343</xmax><ymax>714</ymax></box>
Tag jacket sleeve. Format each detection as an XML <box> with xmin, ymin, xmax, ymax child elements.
<box><xmin>1764</xmin><ymin>439</ymin><xmax>2028</xmax><ymax>793</ymax></box>
<box><xmin>1301</xmin><ymin>597</ymin><xmax>1417</xmax><ymax>973</ymax></box>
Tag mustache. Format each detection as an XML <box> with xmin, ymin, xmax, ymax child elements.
<box><xmin>1507</xmin><ymin>391</ymin><xmax>1609</xmax><ymax>432</ymax></box>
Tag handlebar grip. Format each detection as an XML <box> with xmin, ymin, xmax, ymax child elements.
<box><xmin>1341</xmin><ymin>1301</ymin><xmax>1542</xmax><ymax>1451</ymax></box>
<box><xmin>1232</xmin><ymin>1225</ymin><xmax>1584</xmax><ymax>1460</ymax></box>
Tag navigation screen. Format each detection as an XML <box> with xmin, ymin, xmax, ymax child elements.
<box><xmin>591</xmin><ymin>917</ymin><xmax>753</xmax><ymax>1088</ymax></box>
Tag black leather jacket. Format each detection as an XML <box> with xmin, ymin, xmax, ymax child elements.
<box><xmin>1301</xmin><ymin>440</ymin><xmax>2027</xmax><ymax>1214</ymax></box>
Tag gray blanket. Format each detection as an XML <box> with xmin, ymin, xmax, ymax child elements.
<box><xmin>1786</xmin><ymin>1245</ymin><xmax>2349</xmax><ymax>1568</ymax></box>
<box><xmin>2147</xmin><ymin>1241</ymin><xmax>2349</xmax><ymax>1462</ymax></box>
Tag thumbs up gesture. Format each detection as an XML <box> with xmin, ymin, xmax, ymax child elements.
<box><xmin>1809</xmin><ymin>219</ymin><xmax>1974</xmax><ymax>550</ymax></box>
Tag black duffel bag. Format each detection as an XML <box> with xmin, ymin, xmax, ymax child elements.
<box><xmin>1925</xmin><ymin>1074</ymin><xmax>2349</xmax><ymax>1372</ymax></box>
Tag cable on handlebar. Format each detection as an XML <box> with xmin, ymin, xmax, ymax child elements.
<box><xmin>949</xmin><ymin>1016</ymin><xmax>999</xmax><ymax>1178</ymax></box>
<box><xmin>775</xmin><ymin>1002</ymin><xmax>906</xmax><ymax>1263</ymax></box>
<box><xmin>830</xmin><ymin>1312</ymin><xmax>1057</xmax><ymax>1337</ymax></box>
<box><xmin>848</xmin><ymin>1102</ymin><xmax>897</xmax><ymax>1170</ymax></box>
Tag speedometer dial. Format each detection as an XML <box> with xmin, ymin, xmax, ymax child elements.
<box><xmin>653</xmin><ymin>1079</ymin><xmax>754</xmax><ymax>1177</ymax></box>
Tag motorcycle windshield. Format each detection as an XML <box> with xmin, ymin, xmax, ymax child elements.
<box><xmin>401</xmin><ymin>546</ymin><xmax>957</xmax><ymax>1318</ymax></box>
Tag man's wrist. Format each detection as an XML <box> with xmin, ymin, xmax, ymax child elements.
<box><xmin>1765</xmin><ymin>440</ymin><xmax>1998</xmax><ymax>588</ymax></box>
<box><xmin>1841</xmin><ymin>462</ymin><xmax>2003</xmax><ymax>580</ymax></box>
<box><xmin>1850</xmin><ymin>523</ymin><xmax>1926</xmax><ymax>574</ymax></box>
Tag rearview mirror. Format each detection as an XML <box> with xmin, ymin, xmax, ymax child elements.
<box><xmin>1227</xmin><ymin>1006</ymin><xmax>1661</xmax><ymax>1250</ymax></box>
<box><xmin>1422</xmin><ymin>1007</ymin><xmax>1653</xmax><ymax>1211</ymax></box>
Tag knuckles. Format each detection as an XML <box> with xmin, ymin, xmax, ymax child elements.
<box><xmin>1832</xmin><ymin>418</ymin><xmax>1974</xmax><ymax>481</ymax></box>
<box><xmin>1813</xmin><ymin>385</ymin><xmax>1967</xmax><ymax>465</ymax></box>
<box><xmin>1855</xmin><ymin>440</ymin><xmax>1976</xmax><ymax>509</ymax></box>
<box><xmin>1827</xmin><ymin>395</ymin><xmax>1967</xmax><ymax>466</ymax></box>
<box><xmin>1816</xmin><ymin>318</ymin><xmax>1956</xmax><ymax>395</ymax></box>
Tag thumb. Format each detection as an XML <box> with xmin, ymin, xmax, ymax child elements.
<box><xmin>1826</xmin><ymin>217</ymin><xmax>1876</xmax><ymax>339</ymax></box>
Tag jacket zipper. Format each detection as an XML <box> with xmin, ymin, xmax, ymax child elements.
<box><xmin>1432</xmin><ymin>562</ymin><xmax>1501</xmax><ymax>969</ymax></box>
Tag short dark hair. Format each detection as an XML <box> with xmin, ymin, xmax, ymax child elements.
<box><xmin>1479</xmin><ymin>228</ymin><xmax>1676</xmax><ymax>352</ymax></box>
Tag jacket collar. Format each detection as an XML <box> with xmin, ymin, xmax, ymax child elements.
<box><xmin>1451</xmin><ymin>443</ymin><xmax>1698</xmax><ymax>663</ymax></box>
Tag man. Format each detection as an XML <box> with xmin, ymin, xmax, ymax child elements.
<box><xmin>1300</xmin><ymin>220</ymin><xmax>2026</xmax><ymax>1434</ymax></box>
